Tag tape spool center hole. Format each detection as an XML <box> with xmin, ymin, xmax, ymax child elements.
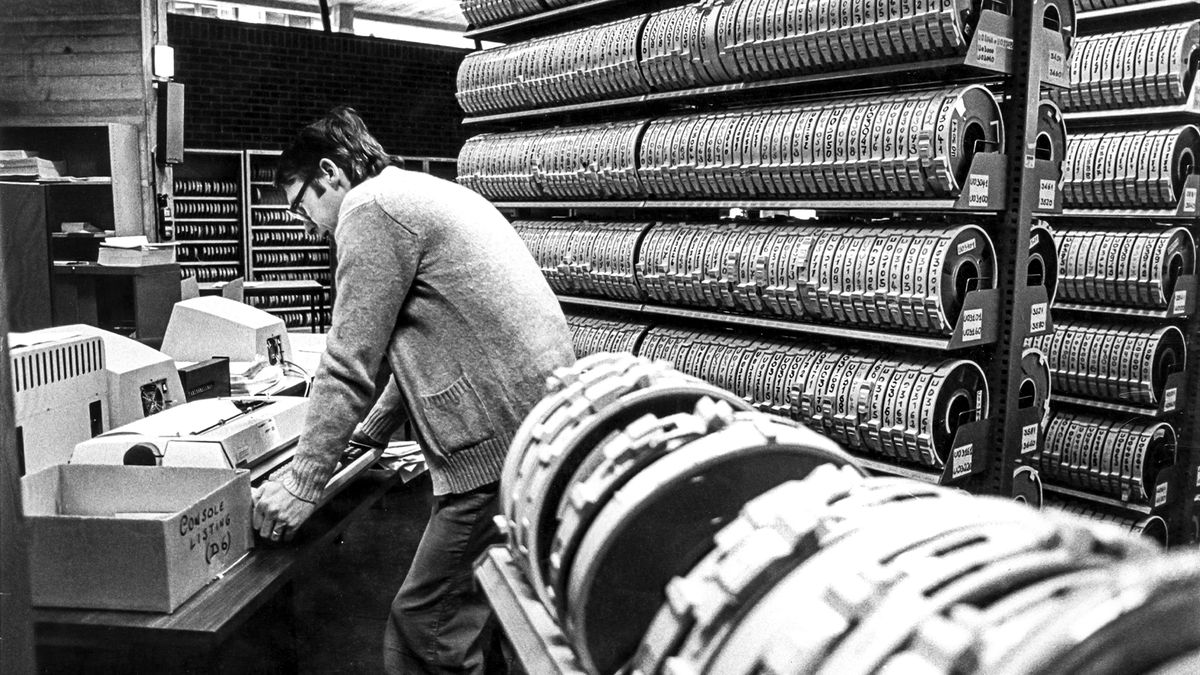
<box><xmin>1042</xmin><ymin>5</ymin><xmax>1061</xmax><ymax>32</ymax></box>
<box><xmin>1168</xmin><ymin>252</ymin><xmax>1185</xmax><ymax>293</ymax></box>
<box><xmin>944</xmin><ymin>391</ymin><xmax>973</xmax><ymax>437</ymax></box>
<box><xmin>1179</xmin><ymin>148</ymin><xmax>1195</xmax><ymax>183</ymax></box>
<box><xmin>1035</xmin><ymin>132</ymin><xmax>1054</xmax><ymax>161</ymax></box>
<box><xmin>1018</xmin><ymin>379</ymin><xmax>1036</xmax><ymax>409</ymax></box>
<box><xmin>1027</xmin><ymin>254</ymin><xmax>1046</xmax><ymax>288</ymax></box>
<box><xmin>959</xmin><ymin>122</ymin><xmax>987</xmax><ymax>187</ymax></box>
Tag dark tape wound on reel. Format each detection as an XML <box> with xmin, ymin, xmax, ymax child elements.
<box><xmin>563</xmin><ymin>410</ymin><xmax>859</xmax><ymax>675</ymax></box>
<box><xmin>506</xmin><ymin>356</ymin><xmax>755</xmax><ymax>620</ymax></box>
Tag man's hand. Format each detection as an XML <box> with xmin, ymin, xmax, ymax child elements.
<box><xmin>252</xmin><ymin>480</ymin><xmax>316</xmax><ymax>542</ymax></box>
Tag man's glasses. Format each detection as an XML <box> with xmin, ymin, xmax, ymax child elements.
<box><xmin>287</xmin><ymin>176</ymin><xmax>314</xmax><ymax>222</ymax></box>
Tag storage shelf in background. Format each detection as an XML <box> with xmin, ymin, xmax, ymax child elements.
<box><xmin>254</xmin><ymin>246</ymin><xmax>327</xmax><ymax>252</ymax></box>
<box><xmin>1078</xmin><ymin>0</ymin><xmax>1200</xmax><ymax>28</ymax></box>
<box><xmin>174</xmin><ymin>217</ymin><xmax>239</xmax><ymax>223</ymax></box>
<box><xmin>179</xmin><ymin>260</ymin><xmax>240</xmax><ymax>266</ymax></box>
<box><xmin>464</xmin><ymin>0</ymin><xmax>637</xmax><ymax>41</ymax></box>
<box><xmin>252</xmin><ymin>205</ymin><xmax>289</xmax><ymax>210</ymax></box>
<box><xmin>857</xmin><ymin>457</ymin><xmax>944</xmax><ymax>485</ymax></box>
<box><xmin>1052</xmin><ymin>278</ymin><xmax>1195</xmax><ymax>320</ymax></box>
<box><xmin>174</xmin><ymin>239</ymin><xmax>241</xmax><ymax>245</ymax></box>
<box><xmin>253</xmin><ymin>266</ymin><xmax>328</xmax><ymax>272</ymax></box>
<box><xmin>1042</xmin><ymin>484</ymin><xmax>1155</xmax><ymax>516</ymax></box>
<box><xmin>258</xmin><ymin>305</ymin><xmax>318</xmax><ymax>313</ymax></box>
<box><xmin>253</xmin><ymin>225</ymin><xmax>308</xmax><ymax>231</ymax></box>
<box><xmin>558</xmin><ymin>288</ymin><xmax>1000</xmax><ymax>352</ymax></box>
<box><xmin>1051</xmin><ymin>370</ymin><xmax>1187</xmax><ymax>420</ymax></box>
<box><xmin>174</xmin><ymin>196</ymin><xmax>238</xmax><ymax>202</ymax></box>
<box><xmin>43</xmin><ymin>177</ymin><xmax>112</xmax><ymax>185</ymax></box>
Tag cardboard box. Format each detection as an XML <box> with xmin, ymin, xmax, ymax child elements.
<box><xmin>22</xmin><ymin>464</ymin><xmax>254</xmax><ymax>612</ymax></box>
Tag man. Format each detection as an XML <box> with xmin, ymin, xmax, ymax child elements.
<box><xmin>252</xmin><ymin>106</ymin><xmax>575</xmax><ymax>674</ymax></box>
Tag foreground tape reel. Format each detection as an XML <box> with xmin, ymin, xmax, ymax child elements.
<box><xmin>905</xmin><ymin>553</ymin><xmax>1200</xmax><ymax>675</ymax></box>
<box><xmin>1027</xmin><ymin>319</ymin><xmax>1187</xmax><ymax>406</ymax></box>
<box><xmin>563</xmin><ymin>409</ymin><xmax>859</xmax><ymax>675</ymax></box>
<box><xmin>791</xmin><ymin>352</ymin><xmax>989</xmax><ymax>468</ymax></box>
<box><xmin>1035</xmin><ymin>410</ymin><xmax>1176</xmax><ymax>504</ymax></box>
<box><xmin>1045</xmin><ymin>497</ymin><xmax>1169</xmax><ymax>546</ymax></box>
<box><xmin>503</xmin><ymin>354</ymin><xmax>755</xmax><ymax>620</ymax></box>
<box><xmin>1028</xmin><ymin>222</ymin><xmax>1061</xmax><ymax>303</ymax></box>
<box><xmin>693</xmin><ymin>494</ymin><xmax>1153</xmax><ymax>675</ymax></box>
<box><xmin>1058</xmin><ymin>22</ymin><xmax>1200</xmax><ymax>112</ymax></box>
<box><xmin>1055</xmin><ymin>226</ymin><xmax>1195</xmax><ymax>309</ymax></box>
<box><xmin>564</xmin><ymin>314</ymin><xmax>650</xmax><ymax>358</ymax></box>
<box><xmin>459</xmin><ymin>86</ymin><xmax>1003</xmax><ymax>201</ymax></box>
<box><xmin>1062</xmin><ymin>125</ymin><xmax>1200</xmax><ymax>209</ymax></box>
<box><xmin>630</xmin><ymin>466</ymin><xmax>955</xmax><ymax>675</ymax></box>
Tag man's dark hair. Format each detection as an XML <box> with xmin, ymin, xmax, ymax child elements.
<box><xmin>275</xmin><ymin>106</ymin><xmax>403</xmax><ymax>188</ymax></box>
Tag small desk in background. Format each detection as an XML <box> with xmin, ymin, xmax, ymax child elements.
<box><xmin>52</xmin><ymin>262</ymin><xmax>181</xmax><ymax>348</ymax></box>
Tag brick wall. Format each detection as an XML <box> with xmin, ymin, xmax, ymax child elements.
<box><xmin>168</xmin><ymin>14</ymin><xmax>468</xmax><ymax>158</ymax></box>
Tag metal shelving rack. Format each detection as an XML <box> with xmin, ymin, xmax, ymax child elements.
<box><xmin>1040</xmin><ymin>0</ymin><xmax>1200</xmax><ymax>544</ymax></box>
<box><xmin>172</xmin><ymin>148</ymin><xmax>244</xmax><ymax>283</ymax></box>
<box><xmin>461</xmin><ymin>2</ymin><xmax>1073</xmax><ymax>670</ymax></box>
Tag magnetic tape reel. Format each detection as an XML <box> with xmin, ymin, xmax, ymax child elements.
<box><xmin>501</xmin><ymin>355</ymin><xmax>755</xmax><ymax>623</ymax></box>
<box><xmin>1058</xmin><ymin>22</ymin><xmax>1200</xmax><ymax>112</ymax></box>
<box><xmin>1029</xmin><ymin>319</ymin><xmax>1186</xmax><ymax>406</ymax></box>
<box><xmin>691</xmin><ymin>493</ymin><xmax>1150</xmax><ymax>675</ymax></box>
<box><xmin>1054</xmin><ymin>226</ymin><xmax>1194</xmax><ymax>309</ymax></box>
<box><xmin>962</xmin><ymin>554</ymin><xmax>1200</xmax><ymax>675</ymax></box>
<box><xmin>791</xmin><ymin>350</ymin><xmax>989</xmax><ymax>469</ymax></box>
<box><xmin>1036</xmin><ymin>410</ymin><xmax>1176</xmax><ymax>504</ymax></box>
<box><xmin>562</xmin><ymin>406</ymin><xmax>858</xmax><ymax>675</ymax></box>
<box><xmin>630</xmin><ymin>467</ymin><xmax>952</xmax><ymax>675</ymax></box>
<box><xmin>1062</xmin><ymin>125</ymin><xmax>1200</xmax><ymax>209</ymax></box>
<box><xmin>564</xmin><ymin>314</ymin><xmax>649</xmax><ymax>358</ymax></box>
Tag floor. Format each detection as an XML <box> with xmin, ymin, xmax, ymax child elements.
<box><xmin>292</xmin><ymin>472</ymin><xmax>435</xmax><ymax>675</ymax></box>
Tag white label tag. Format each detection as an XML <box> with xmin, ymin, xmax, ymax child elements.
<box><xmin>1029</xmin><ymin>302</ymin><xmax>1048</xmax><ymax>334</ymax></box>
<box><xmin>962</xmin><ymin>308</ymin><xmax>984</xmax><ymax>342</ymax></box>
<box><xmin>1195</xmin><ymin>466</ymin><xmax>1200</xmax><ymax>488</ymax></box>
<box><xmin>1155</xmin><ymin>482</ymin><xmax>1169</xmax><ymax>508</ymax></box>
<box><xmin>1020</xmin><ymin>424</ymin><xmax>1039</xmax><ymax>455</ymax></box>
<box><xmin>968</xmin><ymin>174</ymin><xmax>990</xmax><ymax>207</ymax></box>
<box><xmin>952</xmin><ymin>444</ymin><xmax>974</xmax><ymax>479</ymax></box>
<box><xmin>1030</xmin><ymin>233</ymin><xmax>1039</xmax><ymax>250</ymax></box>
<box><xmin>1173</xmin><ymin>289</ymin><xmax>1187</xmax><ymax>314</ymax></box>
<box><xmin>975</xmin><ymin>31</ymin><xmax>1013</xmax><ymax>67</ymax></box>
<box><xmin>958</xmin><ymin>238</ymin><xmax>977</xmax><ymax>255</ymax></box>
<box><xmin>1186</xmin><ymin>187</ymin><xmax>1197</xmax><ymax>213</ymax></box>
<box><xmin>1047</xmin><ymin>49</ymin><xmax>1065</xmax><ymax>81</ymax></box>
<box><xmin>1038</xmin><ymin>179</ymin><xmax>1056</xmax><ymax>210</ymax></box>
<box><xmin>1163</xmin><ymin>388</ymin><xmax>1177</xmax><ymax>412</ymax></box>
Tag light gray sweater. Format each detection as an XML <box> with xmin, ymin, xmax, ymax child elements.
<box><xmin>279</xmin><ymin>167</ymin><xmax>575</xmax><ymax>499</ymax></box>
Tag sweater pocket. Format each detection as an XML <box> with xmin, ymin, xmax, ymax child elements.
<box><xmin>416</xmin><ymin>374</ymin><xmax>496</xmax><ymax>456</ymax></box>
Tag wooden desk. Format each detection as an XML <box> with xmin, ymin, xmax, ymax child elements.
<box><xmin>52</xmin><ymin>262</ymin><xmax>181</xmax><ymax>348</ymax></box>
<box><xmin>34</xmin><ymin>468</ymin><xmax>400</xmax><ymax>671</ymax></box>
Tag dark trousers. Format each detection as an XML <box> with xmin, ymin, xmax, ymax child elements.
<box><xmin>384</xmin><ymin>481</ymin><xmax>505</xmax><ymax>674</ymax></box>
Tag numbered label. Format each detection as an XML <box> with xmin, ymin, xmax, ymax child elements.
<box><xmin>1029</xmin><ymin>302</ymin><xmax>1048</xmax><ymax>334</ymax></box>
<box><xmin>952</xmin><ymin>444</ymin><xmax>974</xmax><ymax>480</ymax></box>
<box><xmin>962</xmin><ymin>308</ymin><xmax>984</xmax><ymax>342</ymax></box>
<box><xmin>1021</xmin><ymin>424</ymin><xmax>1039</xmax><ymax>455</ymax></box>
<box><xmin>1038</xmin><ymin>179</ymin><xmax>1056</xmax><ymax>210</ymax></box>
<box><xmin>968</xmin><ymin>174</ymin><xmax>990</xmax><ymax>207</ymax></box>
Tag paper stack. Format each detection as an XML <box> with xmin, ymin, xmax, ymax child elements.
<box><xmin>97</xmin><ymin>235</ymin><xmax>177</xmax><ymax>266</ymax></box>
